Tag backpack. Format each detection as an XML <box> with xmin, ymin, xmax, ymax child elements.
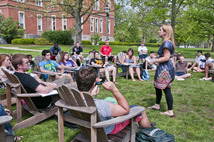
<box><xmin>136</xmin><ymin>127</ymin><xmax>175</xmax><ymax>142</ymax></box>
<box><xmin>142</xmin><ymin>69</ymin><xmax>150</xmax><ymax>81</ymax></box>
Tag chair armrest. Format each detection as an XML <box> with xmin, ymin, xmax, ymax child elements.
<box><xmin>16</xmin><ymin>93</ymin><xmax>41</xmax><ymax>97</ymax></box>
<box><xmin>93</xmin><ymin>106</ymin><xmax>145</xmax><ymax>128</ymax></box>
<box><xmin>33</xmin><ymin>71</ymin><xmax>56</xmax><ymax>76</ymax></box>
<box><xmin>0</xmin><ymin>116</ymin><xmax>12</xmax><ymax>125</ymax></box>
<box><xmin>87</xmin><ymin>64</ymin><xmax>101</xmax><ymax>68</ymax></box>
<box><xmin>55</xmin><ymin>99</ymin><xmax>96</xmax><ymax>114</ymax></box>
<box><xmin>5</xmin><ymin>80</ymin><xmax>20</xmax><ymax>88</ymax></box>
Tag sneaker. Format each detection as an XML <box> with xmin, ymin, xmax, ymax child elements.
<box><xmin>200</xmin><ymin>77</ymin><xmax>206</xmax><ymax>80</ymax></box>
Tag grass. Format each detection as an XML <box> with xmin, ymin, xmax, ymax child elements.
<box><xmin>0</xmin><ymin>44</ymin><xmax>214</xmax><ymax>141</ymax></box>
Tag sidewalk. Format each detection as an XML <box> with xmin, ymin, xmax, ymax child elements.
<box><xmin>0</xmin><ymin>46</ymin><xmax>42</xmax><ymax>52</ymax></box>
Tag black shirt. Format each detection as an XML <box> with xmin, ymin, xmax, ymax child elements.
<box><xmin>14</xmin><ymin>72</ymin><xmax>51</xmax><ymax>108</ymax></box>
<box><xmin>71</xmin><ymin>46</ymin><xmax>83</xmax><ymax>55</ymax></box>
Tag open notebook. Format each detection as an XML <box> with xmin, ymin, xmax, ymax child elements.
<box><xmin>37</xmin><ymin>90</ymin><xmax>58</xmax><ymax>97</ymax></box>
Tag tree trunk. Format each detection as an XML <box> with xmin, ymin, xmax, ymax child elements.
<box><xmin>171</xmin><ymin>0</ymin><xmax>176</xmax><ymax>34</ymax></box>
<box><xmin>207</xmin><ymin>34</ymin><xmax>210</xmax><ymax>48</ymax></box>
<box><xmin>75</xmin><ymin>15</ymin><xmax>82</xmax><ymax>45</ymax></box>
<box><xmin>211</xmin><ymin>34</ymin><xmax>214</xmax><ymax>52</ymax></box>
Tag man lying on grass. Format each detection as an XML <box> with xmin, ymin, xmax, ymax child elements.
<box><xmin>76</xmin><ymin>67</ymin><xmax>152</xmax><ymax>134</ymax></box>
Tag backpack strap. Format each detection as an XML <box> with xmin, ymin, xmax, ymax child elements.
<box><xmin>149</xmin><ymin>128</ymin><xmax>161</xmax><ymax>136</ymax></box>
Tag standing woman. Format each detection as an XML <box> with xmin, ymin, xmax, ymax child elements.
<box><xmin>148</xmin><ymin>24</ymin><xmax>175</xmax><ymax>117</ymax></box>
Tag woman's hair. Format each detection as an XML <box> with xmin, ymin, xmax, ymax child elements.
<box><xmin>59</xmin><ymin>52</ymin><xmax>68</xmax><ymax>65</ymax></box>
<box><xmin>0</xmin><ymin>54</ymin><xmax>8</xmax><ymax>66</ymax></box>
<box><xmin>161</xmin><ymin>24</ymin><xmax>176</xmax><ymax>50</ymax></box>
<box><xmin>128</xmin><ymin>48</ymin><xmax>134</xmax><ymax>59</ymax></box>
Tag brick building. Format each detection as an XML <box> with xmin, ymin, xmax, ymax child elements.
<box><xmin>0</xmin><ymin>0</ymin><xmax>114</xmax><ymax>42</ymax></box>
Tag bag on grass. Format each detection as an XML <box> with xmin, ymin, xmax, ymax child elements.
<box><xmin>142</xmin><ymin>70</ymin><xmax>150</xmax><ymax>81</ymax></box>
<box><xmin>136</xmin><ymin>127</ymin><xmax>175</xmax><ymax>142</ymax></box>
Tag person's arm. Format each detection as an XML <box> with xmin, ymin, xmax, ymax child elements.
<box><xmin>102</xmin><ymin>82</ymin><xmax>130</xmax><ymax>117</ymax></box>
<box><xmin>91</xmin><ymin>60</ymin><xmax>102</xmax><ymax>67</ymax></box>
<box><xmin>39</xmin><ymin>66</ymin><xmax>59</xmax><ymax>75</ymax></box>
<box><xmin>35</xmin><ymin>84</ymin><xmax>56</xmax><ymax>94</ymax></box>
<box><xmin>149</xmin><ymin>48</ymin><xmax>170</xmax><ymax>65</ymax></box>
<box><xmin>144</xmin><ymin>48</ymin><xmax>148</xmax><ymax>54</ymax></box>
<box><xmin>50</xmin><ymin>47</ymin><xmax>54</xmax><ymax>56</ymax></box>
<box><xmin>79</xmin><ymin>47</ymin><xmax>83</xmax><ymax>56</ymax></box>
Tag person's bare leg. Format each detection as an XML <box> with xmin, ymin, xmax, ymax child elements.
<box><xmin>145</xmin><ymin>61</ymin><xmax>148</xmax><ymax>70</ymax></box>
<box><xmin>177</xmin><ymin>73</ymin><xmax>192</xmax><ymax>79</ymax></box>
<box><xmin>114</xmin><ymin>56</ymin><xmax>117</xmax><ymax>65</ymax></box>
<box><xmin>205</xmin><ymin>63</ymin><xmax>213</xmax><ymax>78</ymax></box>
<box><xmin>139</xmin><ymin>111</ymin><xmax>151</xmax><ymax>128</ymax></box>
<box><xmin>66</xmin><ymin>74</ymin><xmax>73</xmax><ymax>83</ymax></box>
<box><xmin>189</xmin><ymin>62</ymin><xmax>197</xmax><ymax>70</ymax></box>
<box><xmin>129</xmin><ymin>67</ymin><xmax>135</xmax><ymax>81</ymax></box>
<box><xmin>80</xmin><ymin>55</ymin><xmax>84</xmax><ymax>64</ymax></box>
<box><xmin>112</xmin><ymin>67</ymin><xmax>117</xmax><ymax>82</ymax></box>
<box><xmin>104</xmin><ymin>68</ymin><xmax>110</xmax><ymax>81</ymax></box>
<box><xmin>136</xmin><ymin>67</ymin><xmax>143</xmax><ymax>81</ymax></box>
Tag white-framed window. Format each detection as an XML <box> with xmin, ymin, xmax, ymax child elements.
<box><xmin>17</xmin><ymin>0</ymin><xmax>24</xmax><ymax>2</ymax></box>
<box><xmin>18</xmin><ymin>11</ymin><xmax>25</xmax><ymax>29</ymax></box>
<box><xmin>107</xmin><ymin>20</ymin><xmax>110</xmax><ymax>34</ymax></box>
<box><xmin>36</xmin><ymin>0</ymin><xmax>42</xmax><ymax>6</ymax></box>
<box><xmin>62</xmin><ymin>14</ymin><xmax>67</xmax><ymax>31</ymax></box>
<box><xmin>37</xmin><ymin>14</ymin><xmax>42</xmax><ymax>31</ymax></box>
<box><xmin>51</xmin><ymin>15</ymin><xmax>56</xmax><ymax>31</ymax></box>
<box><xmin>81</xmin><ymin>16</ymin><xmax>83</xmax><ymax>30</ymax></box>
<box><xmin>99</xmin><ymin>18</ymin><xmax>103</xmax><ymax>33</ymax></box>
<box><xmin>93</xmin><ymin>0</ymin><xmax>99</xmax><ymax>10</ymax></box>
<box><xmin>95</xmin><ymin>18</ymin><xmax>98</xmax><ymax>33</ymax></box>
<box><xmin>90</xmin><ymin>17</ymin><xmax>94</xmax><ymax>32</ymax></box>
<box><xmin>0</xmin><ymin>10</ymin><xmax>2</xmax><ymax>24</ymax></box>
<box><xmin>107</xmin><ymin>0</ymin><xmax>111</xmax><ymax>8</ymax></box>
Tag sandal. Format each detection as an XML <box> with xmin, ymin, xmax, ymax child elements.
<box><xmin>160</xmin><ymin>111</ymin><xmax>174</xmax><ymax>117</ymax></box>
<box><xmin>14</xmin><ymin>136</ymin><xmax>23</xmax><ymax>142</ymax></box>
<box><xmin>132</xmin><ymin>79</ymin><xmax>136</xmax><ymax>82</ymax></box>
<box><xmin>113</xmin><ymin>81</ymin><xmax>119</xmax><ymax>84</ymax></box>
<box><xmin>148</xmin><ymin>105</ymin><xmax>160</xmax><ymax>110</ymax></box>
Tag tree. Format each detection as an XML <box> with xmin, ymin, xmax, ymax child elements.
<box><xmin>0</xmin><ymin>16</ymin><xmax>25</xmax><ymax>43</ymax></box>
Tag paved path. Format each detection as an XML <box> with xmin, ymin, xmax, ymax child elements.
<box><xmin>0</xmin><ymin>46</ymin><xmax>42</xmax><ymax>52</ymax></box>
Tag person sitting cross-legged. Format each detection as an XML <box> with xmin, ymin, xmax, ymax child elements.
<box><xmin>200</xmin><ymin>53</ymin><xmax>214</xmax><ymax>81</ymax></box>
<box><xmin>90</xmin><ymin>51</ymin><xmax>118</xmax><ymax>84</ymax></box>
<box><xmin>12</xmin><ymin>54</ymin><xmax>58</xmax><ymax>109</ymax></box>
<box><xmin>75</xmin><ymin>67</ymin><xmax>152</xmax><ymax>135</ymax></box>
<box><xmin>69</xmin><ymin>42</ymin><xmax>84</xmax><ymax>66</ymax></box>
<box><xmin>39</xmin><ymin>50</ymin><xmax>73</xmax><ymax>83</ymax></box>
<box><xmin>175</xmin><ymin>56</ymin><xmax>192</xmax><ymax>80</ymax></box>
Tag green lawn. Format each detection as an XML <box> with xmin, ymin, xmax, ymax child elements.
<box><xmin>0</xmin><ymin>44</ymin><xmax>214</xmax><ymax>141</ymax></box>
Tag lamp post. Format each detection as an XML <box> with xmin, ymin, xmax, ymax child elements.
<box><xmin>105</xmin><ymin>4</ymin><xmax>109</xmax><ymax>40</ymax></box>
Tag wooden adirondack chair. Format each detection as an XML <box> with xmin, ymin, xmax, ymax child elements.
<box><xmin>116</xmin><ymin>52</ymin><xmax>130</xmax><ymax>80</ymax></box>
<box><xmin>55</xmin><ymin>85</ymin><xmax>145</xmax><ymax>142</ymax></box>
<box><xmin>0</xmin><ymin>116</ymin><xmax>14</xmax><ymax>142</ymax></box>
<box><xmin>2</xmin><ymin>69</ymin><xmax>58</xmax><ymax>130</ymax></box>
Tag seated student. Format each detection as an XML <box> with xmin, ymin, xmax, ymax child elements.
<box><xmin>90</xmin><ymin>51</ymin><xmax>118</xmax><ymax>84</ymax></box>
<box><xmin>144</xmin><ymin>51</ymin><xmax>157</xmax><ymax>71</ymax></box>
<box><xmin>75</xmin><ymin>67</ymin><xmax>151</xmax><ymax>134</ymax></box>
<box><xmin>138</xmin><ymin>41</ymin><xmax>148</xmax><ymax>63</ymax></box>
<box><xmin>174</xmin><ymin>51</ymin><xmax>181</xmax><ymax>63</ymax></box>
<box><xmin>0</xmin><ymin>104</ymin><xmax>23</xmax><ymax>141</ymax></box>
<box><xmin>69</xmin><ymin>42</ymin><xmax>84</xmax><ymax>66</ymax></box>
<box><xmin>195</xmin><ymin>53</ymin><xmax>213</xmax><ymax>73</ymax></box>
<box><xmin>39</xmin><ymin>50</ymin><xmax>73</xmax><ymax>83</ymax></box>
<box><xmin>0</xmin><ymin>54</ymin><xmax>15</xmax><ymax>82</ymax></box>
<box><xmin>50</xmin><ymin>42</ymin><xmax>61</xmax><ymax>60</ymax></box>
<box><xmin>120</xmin><ymin>48</ymin><xmax>143</xmax><ymax>81</ymax></box>
<box><xmin>175</xmin><ymin>56</ymin><xmax>191</xmax><ymax>80</ymax></box>
<box><xmin>59</xmin><ymin>52</ymin><xmax>78</xmax><ymax>70</ymax></box>
<box><xmin>188</xmin><ymin>50</ymin><xmax>205</xmax><ymax>71</ymax></box>
<box><xmin>27</xmin><ymin>54</ymin><xmax>36</xmax><ymax>73</ymax></box>
<box><xmin>200</xmin><ymin>53</ymin><xmax>214</xmax><ymax>80</ymax></box>
<box><xmin>12</xmin><ymin>54</ymin><xmax>57</xmax><ymax>109</ymax></box>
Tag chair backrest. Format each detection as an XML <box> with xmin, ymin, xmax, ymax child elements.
<box><xmin>2</xmin><ymin>69</ymin><xmax>38</xmax><ymax>112</ymax></box>
<box><xmin>57</xmin><ymin>85</ymin><xmax>108</xmax><ymax>142</ymax></box>
<box><xmin>34</xmin><ymin>55</ymin><xmax>43</xmax><ymax>72</ymax></box>
<box><xmin>117</xmin><ymin>52</ymin><xmax>126</xmax><ymax>63</ymax></box>
<box><xmin>55</xmin><ymin>54</ymin><xmax>61</xmax><ymax>63</ymax></box>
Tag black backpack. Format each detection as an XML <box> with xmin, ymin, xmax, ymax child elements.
<box><xmin>136</xmin><ymin>127</ymin><xmax>175</xmax><ymax>142</ymax></box>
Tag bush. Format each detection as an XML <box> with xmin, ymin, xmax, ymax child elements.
<box><xmin>91</xmin><ymin>34</ymin><xmax>100</xmax><ymax>45</ymax></box>
<box><xmin>35</xmin><ymin>38</ymin><xmax>53</xmax><ymax>45</ymax></box>
<box><xmin>146</xmin><ymin>43</ymin><xmax>160</xmax><ymax>47</ymax></box>
<box><xmin>41</xmin><ymin>30</ymin><xmax>74</xmax><ymax>45</ymax></box>
<box><xmin>82</xmin><ymin>40</ymin><xmax>92</xmax><ymax>45</ymax></box>
<box><xmin>99</xmin><ymin>41</ymin><xmax>105</xmax><ymax>45</ymax></box>
<box><xmin>11</xmin><ymin>38</ymin><xmax>35</xmax><ymax>45</ymax></box>
<box><xmin>149</xmin><ymin>39</ymin><xmax>158</xmax><ymax>43</ymax></box>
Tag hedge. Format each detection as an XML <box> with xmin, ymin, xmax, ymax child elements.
<box><xmin>35</xmin><ymin>38</ymin><xmax>53</xmax><ymax>45</ymax></box>
<box><xmin>11</xmin><ymin>38</ymin><xmax>35</xmax><ymax>45</ymax></box>
<box><xmin>82</xmin><ymin>40</ymin><xmax>92</xmax><ymax>45</ymax></box>
<box><xmin>99</xmin><ymin>41</ymin><xmax>160</xmax><ymax>47</ymax></box>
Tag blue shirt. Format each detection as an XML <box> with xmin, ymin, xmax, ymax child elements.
<box><xmin>39</xmin><ymin>60</ymin><xmax>59</xmax><ymax>80</ymax></box>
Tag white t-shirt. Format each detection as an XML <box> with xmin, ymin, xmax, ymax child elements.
<box><xmin>199</xmin><ymin>57</ymin><xmax>213</xmax><ymax>69</ymax></box>
<box><xmin>138</xmin><ymin>46</ymin><xmax>148</xmax><ymax>55</ymax></box>
<box><xmin>195</xmin><ymin>55</ymin><xmax>205</xmax><ymax>63</ymax></box>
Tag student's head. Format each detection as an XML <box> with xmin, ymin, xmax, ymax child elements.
<box><xmin>141</xmin><ymin>41</ymin><xmax>144</xmax><ymax>47</ymax></box>
<box><xmin>177</xmin><ymin>52</ymin><xmax>181</xmax><ymax>56</ymax></box>
<box><xmin>76</xmin><ymin>42</ymin><xmax>80</xmax><ymax>48</ymax></box>
<box><xmin>197</xmin><ymin>50</ymin><xmax>202</xmax><ymax>56</ymax></box>
<box><xmin>128</xmin><ymin>48</ymin><xmax>134</xmax><ymax>58</ymax></box>
<box><xmin>76</xmin><ymin>67</ymin><xmax>97</xmax><ymax>92</ymax></box>
<box><xmin>54</xmin><ymin>42</ymin><xmax>58</xmax><ymax>48</ymax></box>
<box><xmin>105</xmin><ymin>40</ymin><xmax>109</xmax><ymax>46</ymax></box>
<box><xmin>27</xmin><ymin>54</ymin><xmax>33</xmax><ymax>62</ymax></box>
<box><xmin>12</xmin><ymin>54</ymin><xmax>29</xmax><ymax>71</ymax></box>
<box><xmin>204</xmin><ymin>53</ymin><xmax>210</xmax><ymax>59</ymax></box>
<box><xmin>42</xmin><ymin>50</ymin><xmax>51</xmax><ymax>61</ymax></box>
<box><xmin>158</xmin><ymin>24</ymin><xmax>175</xmax><ymax>49</ymax></box>
<box><xmin>93</xmin><ymin>51</ymin><xmax>100</xmax><ymax>59</ymax></box>
<box><xmin>179</xmin><ymin>55</ymin><xmax>185</xmax><ymax>62</ymax></box>
<box><xmin>59</xmin><ymin>52</ymin><xmax>69</xmax><ymax>65</ymax></box>
<box><xmin>0</xmin><ymin>54</ymin><xmax>10</xmax><ymax>67</ymax></box>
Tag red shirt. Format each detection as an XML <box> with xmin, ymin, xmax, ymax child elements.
<box><xmin>100</xmin><ymin>45</ymin><xmax>112</xmax><ymax>56</ymax></box>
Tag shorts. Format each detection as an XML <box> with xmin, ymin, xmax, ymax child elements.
<box><xmin>175</xmin><ymin>71</ymin><xmax>186</xmax><ymax>76</ymax></box>
<box><xmin>102</xmin><ymin>55</ymin><xmax>114</xmax><ymax>61</ymax></box>
<box><xmin>210</xmin><ymin>63</ymin><xmax>214</xmax><ymax>70</ymax></box>
<box><xmin>139</xmin><ymin>54</ymin><xmax>148</xmax><ymax>59</ymax></box>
